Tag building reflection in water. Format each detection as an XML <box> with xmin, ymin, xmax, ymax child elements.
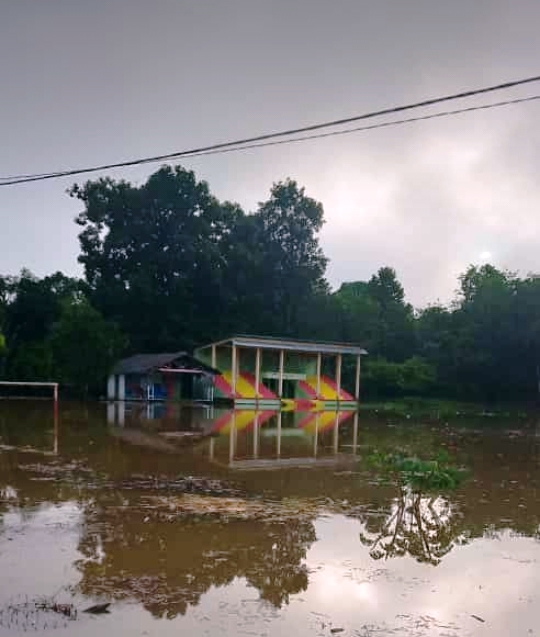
<box><xmin>106</xmin><ymin>403</ymin><xmax>360</xmax><ymax>469</ymax></box>
<box><xmin>209</xmin><ymin>409</ymin><xmax>359</xmax><ymax>469</ymax></box>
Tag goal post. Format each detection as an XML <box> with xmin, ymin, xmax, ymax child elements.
<box><xmin>0</xmin><ymin>381</ymin><xmax>59</xmax><ymax>404</ymax></box>
<box><xmin>0</xmin><ymin>382</ymin><xmax>59</xmax><ymax>455</ymax></box>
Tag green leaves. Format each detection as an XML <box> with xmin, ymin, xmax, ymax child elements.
<box><xmin>71</xmin><ymin>170</ymin><xmax>331</xmax><ymax>347</ymax></box>
<box><xmin>50</xmin><ymin>298</ymin><xmax>126</xmax><ymax>396</ymax></box>
<box><xmin>367</xmin><ymin>450</ymin><xmax>467</xmax><ymax>492</ymax></box>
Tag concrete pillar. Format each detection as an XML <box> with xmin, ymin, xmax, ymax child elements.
<box><xmin>276</xmin><ymin>411</ymin><xmax>282</xmax><ymax>458</ymax></box>
<box><xmin>354</xmin><ymin>354</ymin><xmax>361</xmax><ymax>401</ymax></box>
<box><xmin>107</xmin><ymin>375</ymin><xmax>116</xmax><ymax>400</ymax></box>
<box><xmin>231</xmin><ymin>345</ymin><xmax>237</xmax><ymax>397</ymax></box>
<box><xmin>253</xmin><ymin>412</ymin><xmax>259</xmax><ymax>458</ymax></box>
<box><xmin>211</xmin><ymin>344</ymin><xmax>217</xmax><ymax>368</ymax></box>
<box><xmin>352</xmin><ymin>411</ymin><xmax>359</xmax><ymax>456</ymax></box>
<box><xmin>117</xmin><ymin>402</ymin><xmax>125</xmax><ymax>426</ymax></box>
<box><xmin>209</xmin><ymin>437</ymin><xmax>215</xmax><ymax>461</ymax></box>
<box><xmin>255</xmin><ymin>348</ymin><xmax>261</xmax><ymax>399</ymax></box>
<box><xmin>316</xmin><ymin>353</ymin><xmax>322</xmax><ymax>398</ymax></box>
<box><xmin>229</xmin><ymin>411</ymin><xmax>236</xmax><ymax>463</ymax></box>
<box><xmin>313</xmin><ymin>413</ymin><xmax>319</xmax><ymax>457</ymax></box>
<box><xmin>336</xmin><ymin>354</ymin><xmax>342</xmax><ymax>402</ymax></box>
<box><xmin>118</xmin><ymin>374</ymin><xmax>125</xmax><ymax>401</ymax></box>
<box><xmin>278</xmin><ymin>350</ymin><xmax>285</xmax><ymax>397</ymax></box>
<box><xmin>333</xmin><ymin>412</ymin><xmax>339</xmax><ymax>454</ymax></box>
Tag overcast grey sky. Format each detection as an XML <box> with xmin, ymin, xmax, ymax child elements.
<box><xmin>1</xmin><ymin>0</ymin><xmax>539</xmax><ymax>306</ymax></box>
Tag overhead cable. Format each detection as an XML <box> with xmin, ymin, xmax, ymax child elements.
<box><xmin>1</xmin><ymin>74</ymin><xmax>540</xmax><ymax>186</ymax></box>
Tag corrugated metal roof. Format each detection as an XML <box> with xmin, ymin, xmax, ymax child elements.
<box><xmin>197</xmin><ymin>335</ymin><xmax>367</xmax><ymax>356</ymax></box>
<box><xmin>112</xmin><ymin>352</ymin><xmax>219</xmax><ymax>375</ymax></box>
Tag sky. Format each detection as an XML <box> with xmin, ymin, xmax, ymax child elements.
<box><xmin>1</xmin><ymin>0</ymin><xmax>540</xmax><ymax>307</ymax></box>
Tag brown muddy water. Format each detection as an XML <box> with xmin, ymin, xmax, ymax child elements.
<box><xmin>0</xmin><ymin>402</ymin><xmax>539</xmax><ymax>636</ymax></box>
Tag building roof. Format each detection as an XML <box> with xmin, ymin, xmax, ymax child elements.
<box><xmin>196</xmin><ymin>335</ymin><xmax>367</xmax><ymax>356</ymax></box>
<box><xmin>112</xmin><ymin>352</ymin><xmax>219</xmax><ymax>375</ymax></box>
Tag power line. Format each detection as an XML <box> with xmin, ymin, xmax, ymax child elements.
<box><xmin>3</xmin><ymin>94</ymin><xmax>538</xmax><ymax>185</ymax></box>
<box><xmin>176</xmin><ymin>95</ymin><xmax>540</xmax><ymax>159</ymax></box>
<box><xmin>1</xmin><ymin>74</ymin><xmax>540</xmax><ymax>187</ymax></box>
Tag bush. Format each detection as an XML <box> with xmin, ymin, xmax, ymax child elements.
<box><xmin>367</xmin><ymin>450</ymin><xmax>467</xmax><ymax>492</ymax></box>
<box><xmin>363</xmin><ymin>356</ymin><xmax>436</xmax><ymax>398</ymax></box>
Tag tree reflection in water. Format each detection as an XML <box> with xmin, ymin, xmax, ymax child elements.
<box><xmin>359</xmin><ymin>487</ymin><xmax>465</xmax><ymax>565</ymax></box>
<box><xmin>75</xmin><ymin>495</ymin><xmax>316</xmax><ymax>618</ymax></box>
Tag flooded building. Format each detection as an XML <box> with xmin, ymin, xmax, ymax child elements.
<box><xmin>195</xmin><ymin>335</ymin><xmax>367</xmax><ymax>409</ymax></box>
<box><xmin>107</xmin><ymin>352</ymin><xmax>219</xmax><ymax>402</ymax></box>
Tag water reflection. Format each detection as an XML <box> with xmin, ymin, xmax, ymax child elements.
<box><xmin>76</xmin><ymin>494</ymin><xmax>315</xmax><ymax>617</ymax></box>
<box><xmin>1</xmin><ymin>402</ymin><xmax>540</xmax><ymax>635</ymax></box>
<box><xmin>209</xmin><ymin>409</ymin><xmax>358</xmax><ymax>468</ymax></box>
<box><xmin>359</xmin><ymin>488</ymin><xmax>462</xmax><ymax>565</ymax></box>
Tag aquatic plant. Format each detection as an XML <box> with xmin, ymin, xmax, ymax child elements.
<box><xmin>367</xmin><ymin>449</ymin><xmax>467</xmax><ymax>491</ymax></box>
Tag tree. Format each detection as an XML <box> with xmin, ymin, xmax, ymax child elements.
<box><xmin>2</xmin><ymin>271</ymin><xmax>82</xmax><ymax>381</ymax></box>
<box><xmin>250</xmin><ymin>179</ymin><xmax>329</xmax><ymax>336</ymax></box>
<box><xmin>362</xmin><ymin>356</ymin><xmax>436</xmax><ymax>398</ymax></box>
<box><xmin>366</xmin><ymin>267</ymin><xmax>416</xmax><ymax>361</ymax></box>
<box><xmin>72</xmin><ymin>165</ymin><xmax>239</xmax><ymax>351</ymax></box>
<box><xmin>333</xmin><ymin>281</ymin><xmax>378</xmax><ymax>346</ymax></box>
<box><xmin>50</xmin><ymin>299</ymin><xmax>126</xmax><ymax>397</ymax></box>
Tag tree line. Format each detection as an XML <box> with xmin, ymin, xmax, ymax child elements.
<box><xmin>1</xmin><ymin>164</ymin><xmax>539</xmax><ymax>402</ymax></box>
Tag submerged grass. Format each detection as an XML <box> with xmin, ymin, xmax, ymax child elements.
<box><xmin>360</xmin><ymin>397</ymin><xmax>534</xmax><ymax>421</ymax></box>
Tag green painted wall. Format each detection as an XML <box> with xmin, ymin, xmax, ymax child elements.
<box><xmin>196</xmin><ymin>345</ymin><xmax>318</xmax><ymax>376</ymax></box>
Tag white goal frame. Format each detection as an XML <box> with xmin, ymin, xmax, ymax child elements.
<box><xmin>0</xmin><ymin>381</ymin><xmax>59</xmax><ymax>403</ymax></box>
<box><xmin>0</xmin><ymin>382</ymin><xmax>59</xmax><ymax>455</ymax></box>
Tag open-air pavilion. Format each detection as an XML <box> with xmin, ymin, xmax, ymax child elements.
<box><xmin>195</xmin><ymin>335</ymin><xmax>367</xmax><ymax>409</ymax></box>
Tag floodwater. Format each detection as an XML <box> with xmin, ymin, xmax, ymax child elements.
<box><xmin>0</xmin><ymin>402</ymin><xmax>540</xmax><ymax>636</ymax></box>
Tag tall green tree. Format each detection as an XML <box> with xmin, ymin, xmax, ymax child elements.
<box><xmin>50</xmin><ymin>299</ymin><xmax>126</xmax><ymax>397</ymax></box>
<box><xmin>369</xmin><ymin>267</ymin><xmax>416</xmax><ymax>361</ymax></box>
<box><xmin>250</xmin><ymin>179</ymin><xmax>328</xmax><ymax>336</ymax></box>
<box><xmin>2</xmin><ymin>271</ymin><xmax>82</xmax><ymax>380</ymax></box>
<box><xmin>72</xmin><ymin>166</ymin><xmax>239</xmax><ymax>351</ymax></box>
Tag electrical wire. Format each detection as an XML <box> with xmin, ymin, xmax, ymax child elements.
<box><xmin>175</xmin><ymin>94</ymin><xmax>540</xmax><ymax>159</ymax></box>
<box><xmin>1</xmin><ymin>74</ymin><xmax>540</xmax><ymax>186</ymax></box>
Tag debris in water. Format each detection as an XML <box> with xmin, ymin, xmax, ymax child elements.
<box><xmin>83</xmin><ymin>602</ymin><xmax>111</xmax><ymax>614</ymax></box>
<box><xmin>35</xmin><ymin>601</ymin><xmax>77</xmax><ymax>619</ymax></box>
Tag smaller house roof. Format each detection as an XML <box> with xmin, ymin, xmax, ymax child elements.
<box><xmin>112</xmin><ymin>352</ymin><xmax>219</xmax><ymax>376</ymax></box>
<box><xmin>196</xmin><ymin>335</ymin><xmax>367</xmax><ymax>357</ymax></box>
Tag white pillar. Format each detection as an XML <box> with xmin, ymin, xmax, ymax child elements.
<box><xmin>336</xmin><ymin>354</ymin><xmax>342</xmax><ymax>402</ymax></box>
<box><xmin>107</xmin><ymin>375</ymin><xmax>116</xmax><ymax>400</ymax></box>
<box><xmin>313</xmin><ymin>413</ymin><xmax>319</xmax><ymax>457</ymax></box>
<box><xmin>278</xmin><ymin>350</ymin><xmax>284</xmax><ymax>397</ymax></box>
<box><xmin>352</xmin><ymin>411</ymin><xmax>359</xmax><ymax>455</ymax></box>
<box><xmin>107</xmin><ymin>402</ymin><xmax>115</xmax><ymax>424</ymax></box>
<box><xmin>333</xmin><ymin>412</ymin><xmax>339</xmax><ymax>454</ymax></box>
<box><xmin>231</xmin><ymin>345</ymin><xmax>237</xmax><ymax>397</ymax></box>
<box><xmin>209</xmin><ymin>437</ymin><xmax>215</xmax><ymax>461</ymax></box>
<box><xmin>316</xmin><ymin>353</ymin><xmax>322</xmax><ymax>398</ymax></box>
<box><xmin>354</xmin><ymin>354</ymin><xmax>361</xmax><ymax>401</ymax></box>
<box><xmin>229</xmin><ymin>411</ymin><xmax>236</xmax><ymax>463</ymax></box>
<box><xmin>255</xmin><ymin>348</ymin><xmax>261</xmax><ymax>399</ymax></box>
<box><xmin>276</xmin><ymin>411</ymin><xmax>282</xmax><ymax>457</ymax></box>
<box><xmin>253</xmin><ymin>412</ymin><xmax>259</xmax><ymax>458</ymax></box>
<box><xmin>211</xmin><ymin>345</ymin><xmax>217</xmax><ymax>368</ymax></box>
<box><xmin>118</xmin><ymin>374</ymin><xmax>125</xmax><ymax>401</ymax></box>
<box><xmin>53</xmin><ymin>408</ymin><xmax>58</xmax><ymax>456</ymax></box>
<box><xmin>117</xmin><ymin>402</ymin><xmax>125</xmax><ymax>426</ymax></box>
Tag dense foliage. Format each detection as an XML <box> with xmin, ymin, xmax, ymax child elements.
<box><xmin>1</xmin><ymin>165</ymin><xmax>539</xmax><ymax>401</ymax></box>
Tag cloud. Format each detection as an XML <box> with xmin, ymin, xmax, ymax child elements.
<box><xmin>1</xmin><ymin>0</ymin><xmax>540</xmax><ymax>307</ymax></box>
